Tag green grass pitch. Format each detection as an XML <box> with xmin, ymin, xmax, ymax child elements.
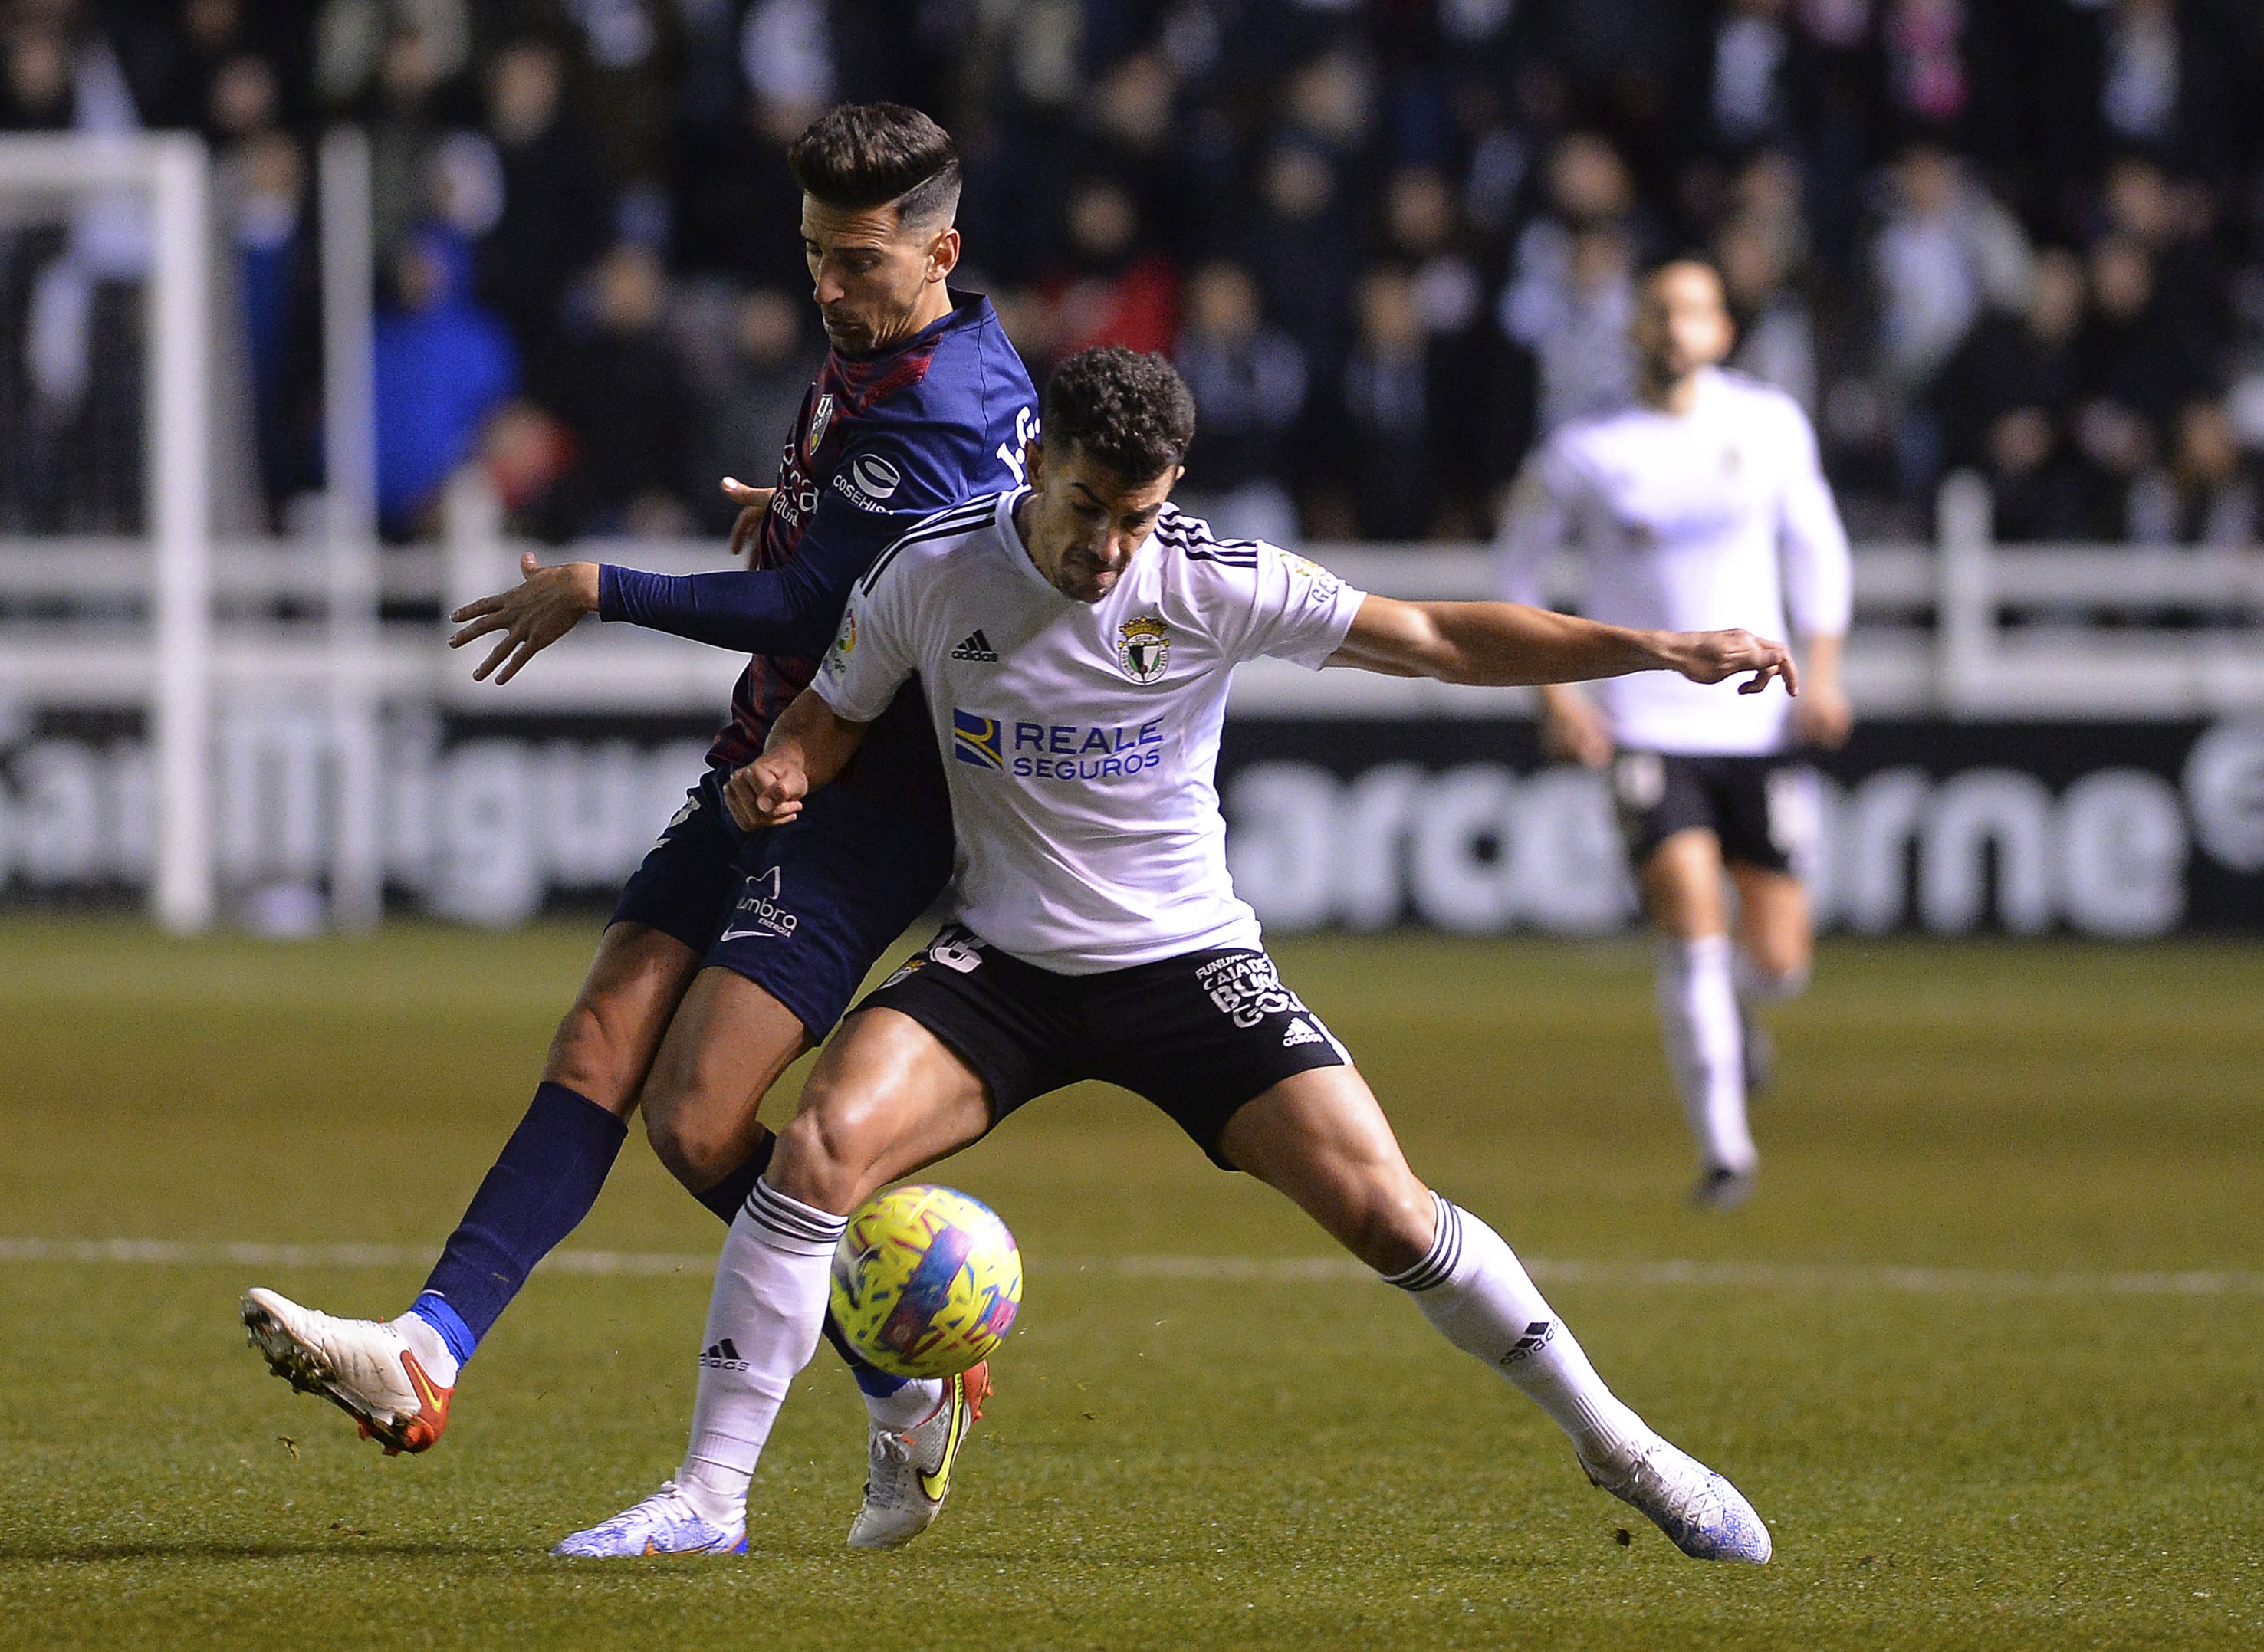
<box><xmin>2</xmin><ymin>919</ymin><xmax>2260</xmax><ymax>1650</ymax></box>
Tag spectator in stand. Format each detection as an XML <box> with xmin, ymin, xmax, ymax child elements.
<box><xmin>2074</xmin><ymin>232</ymin><xmax>2216</xmax><ymax>537</ymax></box>
<box><xmin>1336</xmin><ymin>264</ymin><xmax>1435</xmax><ymax>541</ymax></box>
<box><xmin>2097</xmin><ymin>156</ymin><xmax>2230</xmax><ymax>376</ymax></box>
<box><xmin>2126</xmin><ymin>399</ymin><xmax>2258</xmax><ymax>549</ymax></box>
<box><xmin>1868</xmin><ymin>141</ymin><xmax>2032</xmax><ymax>491</ymax></box>
<box><xmin>1700</xmin><ymin>0</ymin><xmax>1799</xmax><ymax>159</ymax></box>
<box><xmin>530</xmin><ymin>242</ymin><xmax>694</xmax><ymax>540</ymax></box>
<box><xmin>1500</xmin><ymin>134</ymin><xmax>1651</xmax><ymax>437</ymax></box>
<box><xmin>1171</xmin><ymin>259</ymin><xmax>1306</xmax><ymax>547</ymax></box>
<box><xmin>361</xmin><ymin>23</ymin><xmax>458</xmax><ymax>262</ymax></box>
<box><xmin>1385</xmin><ymin>165</ymin><xmax>1493</xmax><ymax>531</ymax></box>
<box><xmin>373</xmin><ymin>228</ymin><xmax>518</xmax><ymax>540</ymax></box>
<box><xmin>1026</xmin><ymin>176</ymin><xmax>1180</xmax><ymax>366</ymax></box>
<box><xmin>1870</xmin><ymin>143</ymin><xmax>2032</xmax><ymax>399</ymax></box>
<box><xmin>1928</xmin><ymin>247</ymin><xmax>2090</xmax><ymax>542</ymax></box>
<box><xmin>477</xmin><ymin>36</ymin><xmax>614</xmax><ymax>367</ymax></box>
<box><xmin>1719</xmin><ymin>212</ymin><xmax>1818</xmax><ymax>415</ymax></box>
<box><xmin>225</xmin><ymin>129</ymin><xmax>317</xmax><ymax>523</ymax></box>
<box><xmin>1237</xmin><ymin>136</ymin><xmax>1356</xmax><ymax>383</ymax></box>
<box><xmin>689</xmin><ymin>286</ymin><xmax>825</xmax><ymax>537</ymax></box>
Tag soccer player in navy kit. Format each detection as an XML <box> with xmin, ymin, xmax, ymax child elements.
<box><xmin>243</xmin><ymin>105</ymin><xmax>1034</xmax><ymax>1548</ymax></box>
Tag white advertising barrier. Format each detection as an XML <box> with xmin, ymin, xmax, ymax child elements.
<box><xmin>1217</xmin><ymin>718</ymin><xmax>2264</xmax><ymax>939</ymax></box>
<box><xmin>3</xmin><ymin>708</ymin><xmax>2262</xmax><ymax>936</ymax></box>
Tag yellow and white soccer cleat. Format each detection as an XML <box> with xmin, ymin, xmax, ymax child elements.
<box><xmin>241</xmin><ymin>1287</ymin><xmax>456</xmax><ymax>1456</ymax></box>
<box><xmin>846</xmin><ymin>1361</ymin><xmax>990</xmax><ymax>1549</ymax></box>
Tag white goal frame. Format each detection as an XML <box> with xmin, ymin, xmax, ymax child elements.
<box><xmin>0</xmin><ymin>134</ymin><xmax>214</xmax><ymax>931</ymax></box>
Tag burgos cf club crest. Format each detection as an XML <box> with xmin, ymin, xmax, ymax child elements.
<box><xmin>1116</xmin><ymin>614</ymin><xmax>1170</xmax><ymax>684</ymax></box>
<box><xmin>805</xmin><ymin>392</ymin><xmax>835</xmax><ymax>458</ymax></box>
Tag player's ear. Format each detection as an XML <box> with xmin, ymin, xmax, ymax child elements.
<box><xmin>925</xmin><ymin>226</ymin><xmax>961</xmax><ymax>282</ymax></box>
<box><xmin>1025</xmin><ymin>439</ymin><xmax>1047</xmax><ymax>490</ymax></box>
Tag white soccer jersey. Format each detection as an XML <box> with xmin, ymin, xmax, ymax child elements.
<box><xmin>1496</xmin><ymin>366</ymin><xmax>1852</xmax><ymax>756</ymax></box>
<box><xmin>813</xmin><ymin>491</ymin><xmax>1366</xmax><ymax>974</ymax></box>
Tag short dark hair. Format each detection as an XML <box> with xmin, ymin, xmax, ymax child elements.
<box><xmin>1041</xmin><ymin>348</ymin><xmax>1198</xmax><ymax>483</ymax></box>
<box><xmin>787</xmin><ymin>103</ymin><xmax>961</xmax><ymax>228</ymax></box>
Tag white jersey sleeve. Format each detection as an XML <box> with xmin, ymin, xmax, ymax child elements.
<box><xmin>1228</xmin><ymin>542</ymin><xmax>1368</xmax><ymax>668</ymax></box>
<box><xmin>1775</xmin><ymin>403</ymin><xmax>1853</xmax><ymax>639</ymax></box>
<box><xmin>813</xmin><ymin>553</ymin><xmax>918</xmax><ymax>724</ymax></box>
<box><xmin>1493</xmin><ymin>436</ymin><xmax>1579</xmax><ymax>609</ymax></box>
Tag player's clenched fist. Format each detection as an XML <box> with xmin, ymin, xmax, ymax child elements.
<box><xmin>1666</xmin><ymin>629</ymin><xmax>1799</xmax><ymax>696</ymax></box>
<box><xmin>725</xmin><ymin>756</ymin><xmax>807</xmax><ymax>830</ymax></box>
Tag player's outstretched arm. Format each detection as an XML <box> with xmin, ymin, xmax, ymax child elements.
<box><xmin>722</xmin><ymin>688</ymin><xmax>870</xmax><ymax>830</ymax></box>
<box><xmin>1328</xmin><ymin>594</ymin><xmax>1799</xmax><ymax>696</ymax></box>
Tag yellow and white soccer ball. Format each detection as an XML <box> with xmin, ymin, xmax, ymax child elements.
<box><xmin>830</xmin><ymin>1184</ymin><xmax>1022</xmax><ymax>1379</ymax></box>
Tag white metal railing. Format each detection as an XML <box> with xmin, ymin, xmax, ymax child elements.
<box><xmin>6</xmin><ymin>474</ymin><xmax>2260</xmax><ymax>721</ymax></box>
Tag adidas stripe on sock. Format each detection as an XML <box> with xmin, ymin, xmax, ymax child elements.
<box><xmin>677</xmin><ymin>1178</ymin><xmax>846</xmax><ymax>1523</ymax></box>
<box><xmin>1387</xmin><ymin>1193</ymin><xmax>1648</xmax><ymax>1462</ymax></box>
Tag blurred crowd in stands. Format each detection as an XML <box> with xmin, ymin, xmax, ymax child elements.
<box><xmin>6</xmin><ymin>0</ymin><xmax>2264</xmax><ymax>547</ymax></box>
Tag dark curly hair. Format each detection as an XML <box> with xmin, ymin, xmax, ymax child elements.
<box><xmin>787</xmin><ymin>103</ymin><xmax>961</xmax><ymax>228</ymax></box>
<box><xmin>1040</xmin><ymin>347</ymin><xmax>1198</xmax><ymax>482</ymax></box>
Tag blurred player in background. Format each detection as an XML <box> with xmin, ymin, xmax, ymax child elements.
<box><xmin>1497</xmin><ymin>259</ymin><xmax>1852</xmax><ymax>1210</ymax></box>
<box><xmin>242</xmin><ymin>104</ymin><xmax>1034</xmax><ymax>1548</ymax></box>
<box><xmin>556</xmin><ymin>347</ymin><xmax>1789</xmax><ymax>1565</ymax></box>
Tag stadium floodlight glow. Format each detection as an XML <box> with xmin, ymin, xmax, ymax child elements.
<box><xmin>0</xmin><ymin>134</ymin><xmax>215</xmax><ymax>931</ymax></box>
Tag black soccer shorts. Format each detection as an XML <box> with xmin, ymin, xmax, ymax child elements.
<box><xmin>1608</xmin><ymin>750</ymin><xmax>1819</xmax><ymax>875</ymax></box>
<box><xmin>854</xmin><ymin>925</ymin><xmax>1350</xmax><ymax>1168</ymax></box>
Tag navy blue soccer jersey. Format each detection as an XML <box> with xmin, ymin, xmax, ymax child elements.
<box><xmin>713</xmin><ymin>291</ymin><xmax>1036</xmax><ymax>768</ymax></box>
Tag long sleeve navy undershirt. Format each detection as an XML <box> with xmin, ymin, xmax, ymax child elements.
<box><xmin>598</xmin><ymin>560</ymin><xmax>839</xmax><ymax>659</ymax></box>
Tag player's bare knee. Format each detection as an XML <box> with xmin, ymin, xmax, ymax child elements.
<box><xmin>642</xmin><ymin>1100</ymin><xmax>739</xmax><ymax>1190</ymax></box>
<box><xmin>1740</xmin><ymin>934</ymin><xmax>1812</xmax><ymax>997</ymax></box>
<box><xmin>772</xmin><ymin>1092</ymin><xmax>884</xmax><ymax>1214</ymax></box>
<box><xmin>1316</xmin><ymin>1168</ymin><xmax>1434</xmax><ymax>1276</ymax></box>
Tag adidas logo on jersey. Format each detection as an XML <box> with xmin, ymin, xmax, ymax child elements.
<box><xmin>1281</xmin><ymin>1016</ymin><xmax>1324</xmax><ymax>1048</ymax></box>
<box><xmin>950</xmin><ymin>629</ymin><xmax>1000</xmax><ymax>662</ymax></box>
<box><xmin>698</xmin><ymin>1338</ymin><xmax>748</xmax><ymax>1371</ymax></box>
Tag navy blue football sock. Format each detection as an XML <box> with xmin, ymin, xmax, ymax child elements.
<box><xmin>690</xmin><ymin>1126</ymin><xmax>777</xmax><ymax>1224</ymax></box>
<box><xmin>409</xmin><ymin>1082</ymin><xmax>627</xmax><ymax>1361</ymax></box>
<box><xmin>692</xmin><ymin>1125</ymin><xmax>909</xmax><ymax>1398</ymax></box>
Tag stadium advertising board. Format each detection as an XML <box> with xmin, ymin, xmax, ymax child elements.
<box><xmin>2</xmin><ymin>709</ymin><xmax>2259</xmax><ymax>936</ymax></box>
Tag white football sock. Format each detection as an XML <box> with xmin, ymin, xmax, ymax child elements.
<box><xmin>866</xmin><ymin>1378</ymin><xmax>948</xmax><ymax>1434</ymax></box>
<box><xmin>1733</xmin><ymin>950</ymin><xmax>1809</xmax><ymax>1003</ymax></box>
<box><xmin>677</xmin><ymin>1177</ymin><xmax>843</xmax><ymax>1525</ymax></box>
<box><xmin>1654</xmin><ymin>934</ymin><xmax>1756</xmax><ymax>1173</ymax></box>
<box><xmin>1388</xmin><ymin>1194</ymin><xmax>1649</xmax><ymax>1465</ymax></box>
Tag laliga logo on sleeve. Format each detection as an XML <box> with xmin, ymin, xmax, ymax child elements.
<box><xmin>1116</xmin><ymin>614</ymin><xmax>1170</xmax><ymax>684</ymax></box>
<box><xmin>823</xmin><ymin>610</ymin><xmax>856</xmax><ymax>676</ymax></box>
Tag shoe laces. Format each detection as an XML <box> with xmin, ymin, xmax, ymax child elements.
<box><xmin>863</xmin><ymin>1428</ymin><xmax>915</xmax><ymax>1506</ymax></box>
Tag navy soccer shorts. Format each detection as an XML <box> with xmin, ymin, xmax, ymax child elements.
<box><xmin>855</xmin><ymin>925</ymin><xmax>1351</xmax><ymax>1168</ymax></box>
<box><xmin>1608</xmin><ymin>750</ymin><xmax>1819</xmax><ymax>875</ymax></box>
<box><xmin>612</xmin><ymin>763</ymin><xmax>955</xmax><ymax>1042</ymax></box>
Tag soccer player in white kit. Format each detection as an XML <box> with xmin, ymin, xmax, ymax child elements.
<box><xmin>556</xmin><ymin>349</ymin><xmax>1795</xmax><ymax>1565</ymax></box>
<box><xmin>1497</xmin><ymin>259</ymin><xmax>1854</xmax><ymax>1210</ymax></box>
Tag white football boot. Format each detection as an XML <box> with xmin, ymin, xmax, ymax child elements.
<box><xmin>1579</xmin><ymin>1433</ymin><xmax>1773</xmax><ymax>1563</ymax></box>
<box><xmin>846</xmin><ymin>1361</ymin><xmax>991</xmax><ymax>1550</ymax></box>
<box><xmin>241</xmin><ymin>1288</ymin><xmax>456</xmax><ymax>1456</ymax></box>
<box><xmin>553</xmin><ymin>1482</ymin><xmax>748</xmax><ymax>1558</ymax></box>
